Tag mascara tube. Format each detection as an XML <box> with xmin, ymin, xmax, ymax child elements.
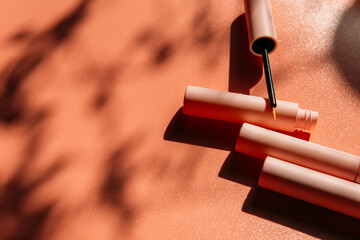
<box><xmin>259</xmin><ymin>157</ymin><xmax>360</xmax><ymax>219</ymax></box>
<box><xmin>183</xmin><ymin>86</ymin><xmax>318</xmax><ymax>132</ymax></box>
<box><xmin>236</xmin><ymin>123</ymin><xmax>360</xmax><ymax>183</ymax></box>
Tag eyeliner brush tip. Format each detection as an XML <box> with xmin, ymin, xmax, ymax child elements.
<box><xmin>272</xmin><ymin>107</ymin><xmax>276</xmax><ymax>120</ymax></box>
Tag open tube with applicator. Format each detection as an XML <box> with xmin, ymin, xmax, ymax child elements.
<box><xmin>183</xmin><ymin>86</ymin><xmax>318</xmax><ymax>132</ymax></box>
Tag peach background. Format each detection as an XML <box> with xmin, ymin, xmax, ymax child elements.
<box><xmin>0</xmin><ymin>0</ymin><xmax>359</xmax><ymax>239</ymax></box>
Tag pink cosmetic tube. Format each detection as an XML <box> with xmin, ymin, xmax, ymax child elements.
<box><xmin>183</xmin><ymin>86</ymin><xmax>318</xmax><ymax>132</ymax></box>
<box><xmin>259</xmin><ymin>157</ymin><xmax>360</xmax><ymax>219</ymax></box>
<box><xmin>236</xmin><ymin>123</ymin><xmax>360</xmax><ymax>183</ymax></box>
<box><xmin>244</xmin><ymin>0</ymin><xmax>277</xmax><ymax>56</ymax></box>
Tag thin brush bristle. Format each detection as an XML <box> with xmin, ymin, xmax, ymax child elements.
<box><xmin>272</xmin><ymin>108</ymin><xmax>276</xmax><ymax>120</ymax></box>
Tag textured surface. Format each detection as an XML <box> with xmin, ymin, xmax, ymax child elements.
<box><xmin>0</xmin><ymin>0</ymin><xmax>359</xmax><ymax>239</ymax></box>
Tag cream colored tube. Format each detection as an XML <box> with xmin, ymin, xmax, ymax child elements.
<box><xmin>183</xmin><ymin>86</ymin><xmax>318</xmax><ymax>132</ymax></box>
<box><xmin>259</xmin><ymin>157</ymin><xmax>360</xmax><ymax>219</ymax></box>
<box><xmin>245</xmin><ymin>0</ymin><xmax>277</xmax><ymax>55</ymax></box>
<box><xmin>236</xmin><ymin>123</ymin><xmax>360</xmax><ymax>183</ymax></box>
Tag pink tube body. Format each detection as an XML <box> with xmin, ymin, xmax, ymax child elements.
<box><xmin>183</xmin><ymin>86</ymin><xmax>318</xmax><ymax>132</ymax></box>
<box><xmin>244</xmin><ymin>0</ymin><xmax>277</xmax><ymax>55</ymax></box>
<box><xmin>259</xmin><ymin>157</ymin><xmax>360</xmax><ymax>219</ymax></box>
<box><xmin>236</xmin><ymin>123</ymin><xmax>360</xmax><ymax>183</ymax></box>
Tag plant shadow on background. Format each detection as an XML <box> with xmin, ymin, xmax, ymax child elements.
<box><xmin>0</xmin><ymin>0</ymin><xmax>231</xmax><ymax>239</ymax></box>
<box><xmin>99</xmin><ymin>140</ymin><xmax>140</xmax><ymax>233</ymax></box>
<box><xmin>0</xmin><ymin>0</ymin><xmax>91</xmax><ymax>124</ymax></box>
<box><xmin>0</xmin><ymin>1</ymin><xmax>91</xmax><ymax>239</ymax></box>
<box><xmin>133</xmin><ymin>1</ymin><xmax>227</xmax><ymax>71</ymax></box>
<box><xmin>332</xmin><ymin>0</ymin><xmax>360</xmax><ymax>96</ymax></box>
<box><xmin>165</xmin><ymin>11</ymin><xmax>360</xmax><ymax>240</ymax></box>
<box><xmin>0</xmin><ymin>132</ymin><xmax>67</xmax><ymax>240</ymax></box>
<box><xmin>95</xmin><ymin>2</ymin><xmax>226</xmax><ymax>231</ymax></box>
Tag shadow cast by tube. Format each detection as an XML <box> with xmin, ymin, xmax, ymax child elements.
<box><xmin>228</xmin><ymin>14</ymin><xmax>263</xmax><ymax>94</ymax></box>
<box><xmin>164</xmin><ymin>108</ymin><xmax>241</xmax><ymax>151</ymax></box>
<box><xmin>218</xmin><ymin>151</ymin><xmax>263</xmax><ymax>188</ymax></box>
<box><xmin>243</xmin><ymin>187</ymin><xmax>360</xmax><ymax>239</ymax></box>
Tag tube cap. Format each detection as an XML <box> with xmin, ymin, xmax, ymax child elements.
<box><xmin>245</xmin><ymin>0</ymin><xmax>278</xmax><ymax>56</ymax></box>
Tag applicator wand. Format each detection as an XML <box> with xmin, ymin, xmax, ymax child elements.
<box><xmin>244</xmin><ymin>0</ymin><xmax>278</xmax><ymax>119</ymax></box>
<box><xmin>262</xmin><ymin>48</ymin><xmax>277</xmax><ymax>119</ymax></box>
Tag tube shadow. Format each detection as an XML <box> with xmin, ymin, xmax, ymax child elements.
<box><xmin>164</xmin><ymin>108</ymin><xmax>240</xmax><ymax>150</ymax></box>
<box><xmin>218</xmin><ymin>151</ymin><xmax>263</xmax><ymax>188</ymax></box>
<box><xmin>228</xmin><ymin>14</ymin><xmax>263</xmax><ymax>94</ymax></box>
<box><xmin>243</xmin><ymin>187</ymin><xmax>360</xmax><ymax>239</ymax></box>
<box><xmin>332</xmin><ymin>1</ymin><xmax>360</xmax><ymax>94</ymax></box>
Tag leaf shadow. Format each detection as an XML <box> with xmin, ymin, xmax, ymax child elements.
<box><xmin>0</xmin><ymin>0</ymin><xmax>92</xmax><ymax>124</ymax></box>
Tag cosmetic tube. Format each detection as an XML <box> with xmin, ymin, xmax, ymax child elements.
<box><xmin>236</xmin><ymin>123</ymin><xmax>360</xmax><ymax>183</ymax></box>
<box><xmin>244</xmin><ymin>0</ymin><xmax>277</xmax><ymax>55</ymax></box>
<box><xmin>259</xmin><ymin>157</ymin><xmax>360</xmax><ymax>219</ymax></box>
<box><xmin>183</xmin><ymin>86</ymin><xmax>318</xmax><ymax>132</ymax></box>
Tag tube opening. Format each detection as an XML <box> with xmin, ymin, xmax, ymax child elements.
<box><xmin>251</xmin><ymin>37</ymin><xmax>276</xmax><ymax>55</ymax></box>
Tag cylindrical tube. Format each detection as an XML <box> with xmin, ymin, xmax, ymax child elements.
<box><xmin>259</xmin><ymin>157</ymin><xmax>360</xmax><ymax>219</ymax></box>
<box><xmin>245</xmin><ymin>0</ymin><xmax>278</xmax><ymax>56</ymax></box>
<box><xmin>236</xmin><ymin>123</ymin><xmax>360</xmax><ymax>183</ymax></box>
<box><xmin>183</xmin><ymin>86</ymin><xmax>318</xmax><ymax>132</ymax></box>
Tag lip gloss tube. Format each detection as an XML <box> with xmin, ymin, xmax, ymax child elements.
<box><xmin>183</xmin><ymin>86</ymin><xmax>318</xmax><ymax>132</ymax></box>
<box><xmin>236</xmin><ymin>123</ymin><xmax>360</xmax><ymax>183</ymax></box>
<box><xmin>259</xmin><ymin>157</ymin><xmax>360</xmax><ymax>219</ymax></box>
